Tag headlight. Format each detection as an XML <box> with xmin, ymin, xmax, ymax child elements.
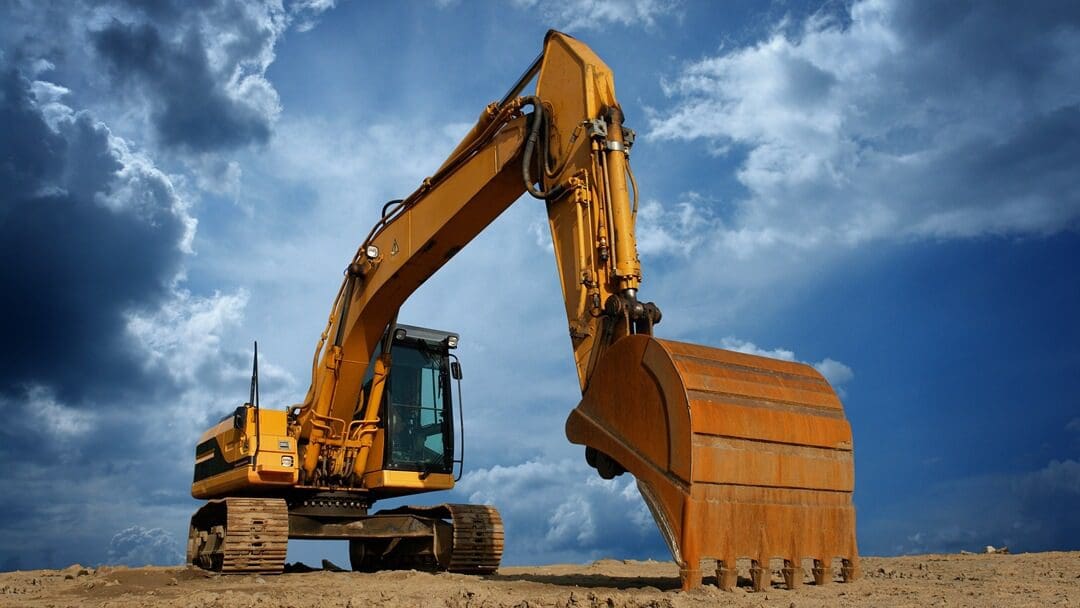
<box><xmin>446</xmin><ymin>335</ymin><xmax>459</xmax><ymax>349</ymax></box>
<box><xmin>394</xmin><ymin>328</ymin><xmax>407</xmax><ymax>341</ymax></box>
<box><xmin>281</xmin><ymin>455</ymin><xmax>294</xmax><ymax>467</ymax></box>
<box><xmin>365</xmin><ymin>245</ymin><xmax>380</xmax><ymax>259</ymax></box>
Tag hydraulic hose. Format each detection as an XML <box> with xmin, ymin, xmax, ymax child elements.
<box><xmin>521</xmin><ymin>96</ymin><xmax>564</xmax><ymax>200</ymax></box>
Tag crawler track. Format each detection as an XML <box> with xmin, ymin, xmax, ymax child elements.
<box><xmin>351</xmin><ymin>503</ymin><xmax>504</xmax><ymax>574</ymax></box>
<box><xmin>189</xmin><ymin>499</ymin><xmax>502</xmax><ymax>576</ymax></box>
<box><xmin>443</xmin><ymin>504</ymin><xmax>504</xmax><ymax>574</ymax></box>
<box><xmin>188</xmin><ymin>498</ymin><xmax>289</xmax><ymax>573</ymax></box>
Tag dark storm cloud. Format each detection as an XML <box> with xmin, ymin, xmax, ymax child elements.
<box><xmin>0</xmin><ymin>65</ymin><xmax>187</xmax><ymax>402</ymax></box>
<box><xmin>886</xmin><ymin>0</ymin><xmax>1080</xmax><ymax>198</ymax></box>
<box><xmin>0</xmin><ymin>0</ymin><xmax>330</xmax><ymax>406</ymax></box>
<box><xmin>0</xmin><ymin>0</ymin><xmax>337</xmax><ymax>572</ymax></box>
<box><xmin>864</xmin><ymin>459</ymin><xmax>1080</xmax><ymax>555</ymax></box>
<box><xmin>91</xmin><ymin>19</ymin><xmax>272</xmax><ymax>152</ymax></box>
<box><xmin>890</xmin><ymin>1</ymin><xmax>1080</xmax><ymax>83</ymax></box>
<box><xmin>3</xmin><ymin>0</ymin><xmax>298</xmax><ymax>154</ymax></box>
<box><xmin>961</xmin><ymin>104</ymin><xmax>1080</xmax><ymax>209</ymax></box>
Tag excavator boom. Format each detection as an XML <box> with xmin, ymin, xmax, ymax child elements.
<box><xmin>188</xmin><ymin>30</ymin><xmax>858</xmax><ymax>591</ymax></box>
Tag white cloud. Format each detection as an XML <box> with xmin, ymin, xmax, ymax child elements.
<box><xmin>125</xmin><ymin>286</ymin><xmax>299</xmax><ymax>443</ymax></box>
<box><xmin>719</xmin><ymin>336</ymin><xmax>795</xmax><ymax>362</ymax></box>
<box><xmin>719</xmin><ymin>337</ymin><xmax>854</xmax><ymax>388</ymax></box>
<box><xmin>191</xmin><ymin>158</ymin><xmax>244</xmax><ymax>201</ymax></box>
<box><xmin>107</xmin><ymin>133</ymin><xmax>198</xmax><ymax>252</ymax></box>
<box><xmin>26</xmin><ymin>386</ymin><xmax>96</xmax><ymax>439</ymax></box>
<box><xmin>813</xmin><ymin>357</ymin><xmax>854</xmax><ymax>387</ymax></box>
<box><xmin>107</xmin><ymin>526</ymin><xmax>184</xmax><ymax>567</ymax></box>
<box><xmin>126</xmin><ymin>289</ymin><xmax>249</xmax><ymax>384</ymax></box>
<box><xmin>547</xmin><ymin>494</ymin><xmax>595</xmax><ymax>545</ymax></box>
<box><xmin>636</xmin><ymin>193</ymin><xmax>718</xmax><ymax>258</ymax></box>
<box><xmin>512</xmin><ymin>0</ymin><xmax>679</xmax><ymax>31</ymax></box>
<box><xmin>456</xmin><ymin>460</ymin><xmax>662</xmax><ymax>564</ymax></box>
<box><xmin>29</xmin><ymin>79</ymin><xmax>70</xmax><ymax>107</ymax></box>
<box><xmin>529</xmin><ymin>219</ymin><xmax>555</xmax><ymax>252</ymax></box>
<box><xmin>265</xmin><ymin>117</ymin><xmax>460</xmax><ymax>210</ymax></box>
<box><xmin>649</xmin><ymin>0</ymin><xmax>1080</xmax><ymax>253</ymax></box>
<box><xmin>289</xmin><ymin>0</ymin><xmax>337</xmax><ymax>32</ymax></box>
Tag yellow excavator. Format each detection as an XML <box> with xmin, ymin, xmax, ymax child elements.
<box><xmin>188</xmin><ymin>30</ymin><xmax>859</xmax><ymax>591</ymax></box>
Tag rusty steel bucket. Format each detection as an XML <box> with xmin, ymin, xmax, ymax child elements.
<box><xmin>566</xmin><ymin>336</ymin><xmax>859</xmax><ymax>591</ymax></box>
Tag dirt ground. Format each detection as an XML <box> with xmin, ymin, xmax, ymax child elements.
<box><xmin>1</xmin><ymin>552</ymin><xmax>1076</xmax><ymax>607</ymax></box>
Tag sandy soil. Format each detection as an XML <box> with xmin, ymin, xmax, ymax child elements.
<box><xmin>1</xmin><ymin>552</ymin><xmax>1076</xmax><ymax>607</ymax></box>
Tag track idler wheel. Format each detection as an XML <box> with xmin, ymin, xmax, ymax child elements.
<box><xmin>348</xmin><ymin>539</ymin><xmax>386</xmax><ymax>572</ymax></box>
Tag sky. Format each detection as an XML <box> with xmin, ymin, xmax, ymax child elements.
<box><xmin>0</xmin><ymin>0</ymin><xmax>1077</xmax><ymax>571</ymax></box>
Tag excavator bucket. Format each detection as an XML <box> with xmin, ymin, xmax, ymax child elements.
<box><xmin>566</xmin><ymin>335</ymin><xmax>858</xmax><ymax>591</ymax></box>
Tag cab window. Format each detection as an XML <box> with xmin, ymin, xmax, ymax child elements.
<box><xmin>383</xmin><ymin>341</ymin><xmax>452</xmax><ymax>472</ymax></box>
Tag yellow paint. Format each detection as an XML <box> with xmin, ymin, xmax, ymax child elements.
<box><xmin>363</xmin><ymin>470</ymin><xmax>455</xmax><ymax>492</ymax></box>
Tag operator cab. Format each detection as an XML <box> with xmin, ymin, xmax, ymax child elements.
<box><xmin>362</xmin><ymin>324</ymin><xmax>462</xmax><ymax>477</ymax></box>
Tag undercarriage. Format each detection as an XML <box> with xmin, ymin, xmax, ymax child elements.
<box><xmin>187</xmin><ymin>494</ymin><xmax>503</xmax><ymax>575</ymax></box>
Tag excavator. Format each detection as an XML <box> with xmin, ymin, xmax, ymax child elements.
<box><xmin>188</xmin><ymin>30</ymin><xmax>859</xmax><ymax>591</ymax></box>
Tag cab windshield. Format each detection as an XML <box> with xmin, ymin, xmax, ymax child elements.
<box><xmin>382</xmin><ymin>340</ymin><xmax>452</xmax><ymax>473</ymax></box>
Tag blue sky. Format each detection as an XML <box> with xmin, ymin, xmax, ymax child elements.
<box><xmin>1</xmin><ymin>0</ymin><xmax>1077</xmax><ymax>570</ymax></box>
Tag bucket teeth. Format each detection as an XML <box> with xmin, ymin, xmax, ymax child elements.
<box><xmin>715</xmin><ymin>559</ymin><xmax>738</xmax><ymax>591</ymax></box>
<box><xmin>842</xmin><ymin>558</ymin><xmax>861</xmax><ymax>582</ymax></box>
<box><xmin>749</xmin><ymin>560</ymin><xmax>768</xmax><ymax>592</ymax></box>
<box><xmin>567</xmin><ymin>335</ymin><xmax>859</xmax><ymax>591</ymax></box>
<box><xmin>782</xmin><ymin>560</ymin><xmax>802</xmax><ymax>589</ymax></box>
<box><xmin>812</xmin><ymin>559</ymin><xmax>832</xmax><ymax>585</ymax></box>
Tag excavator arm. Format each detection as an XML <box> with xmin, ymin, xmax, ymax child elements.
<box><xmin>293</xmin><ymin>31</ymin><xmax>659</xmax><ymax>481</ymax></box>
<box><xmin>279</xmin><ymin>30</ymin><xmax>858</xmax><ymax>590</ymax></box>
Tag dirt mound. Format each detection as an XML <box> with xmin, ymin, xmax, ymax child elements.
<box><xmin>0</xmin><ymin>551</ymin><xmax>1075</xmax><ymax>607</ymax></box>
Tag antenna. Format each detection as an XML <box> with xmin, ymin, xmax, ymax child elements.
<box><xmin>249</xmin><ymin>341</ymin><xmax>259</xmax><ymax>407</ymax></box>
<box><xmin>250</xmin><ymin>341</ymin><xmax>261</xmax><ymax>467</ymax></box>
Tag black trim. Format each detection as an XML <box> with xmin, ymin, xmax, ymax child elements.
<box><xmin>193</xmin><ymin>438</ymin><xmax>251</xmax><ymax>482</ymax></box>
